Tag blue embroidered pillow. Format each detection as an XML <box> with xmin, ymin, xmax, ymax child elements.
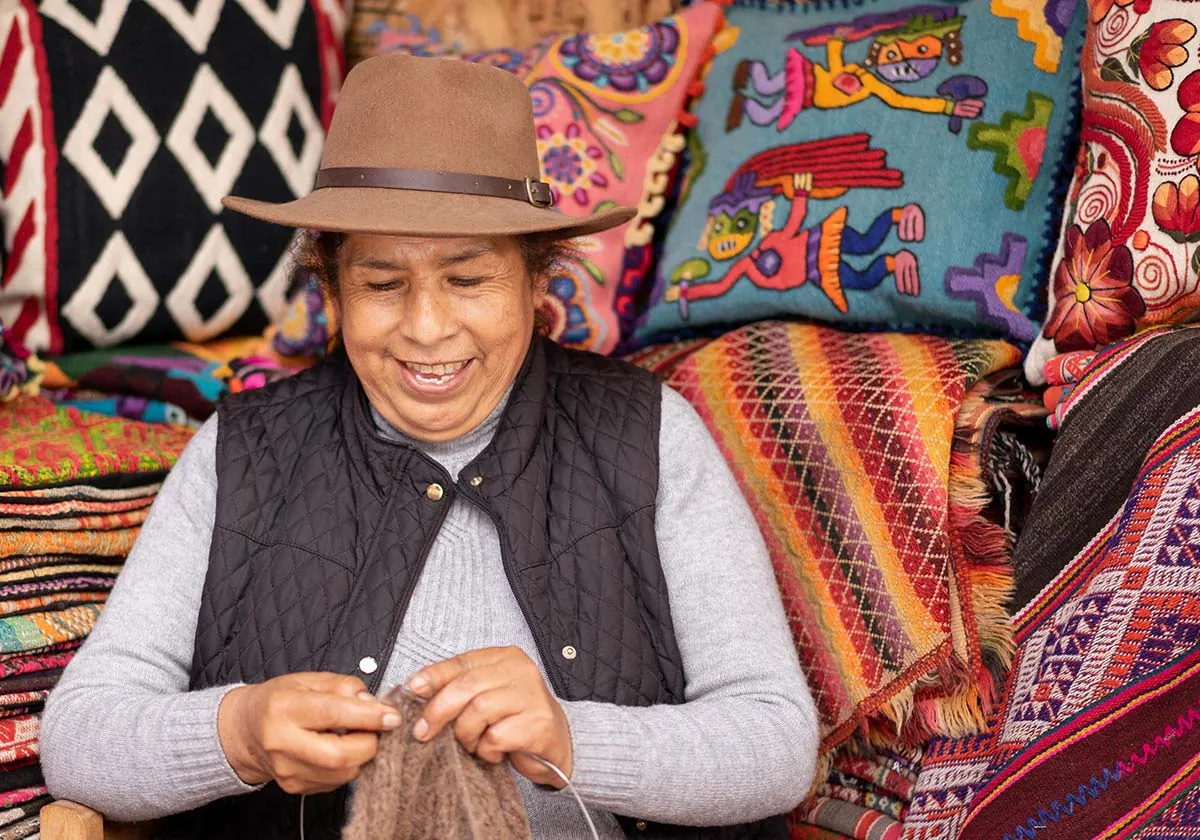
<box><xmin>637</xmin><ymin>0</ymin><xmax>1086</xmax><ymax>345</ymax></box>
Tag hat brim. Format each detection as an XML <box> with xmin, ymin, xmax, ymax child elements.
<box><xmin>222</xmin><ymin>187</ymin><xmax>636</xmax><ymax>240</ymax></box>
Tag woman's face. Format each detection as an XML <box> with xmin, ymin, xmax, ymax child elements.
<box><xmin>335</xmin><ymin>233</ymin><xmax>543</xmax><ymax>443</ymax></box>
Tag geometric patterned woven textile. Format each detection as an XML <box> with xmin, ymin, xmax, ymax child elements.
<box><xmin>0</xmin><ymin>0</ymin><xmax>346</xmax><ymax>353</ymax></box>
<box><xmin>645</xmin><ymin>320</ymin><xmax>1022</xmax><ymax>755</ymax></box>
<box><xmin>904</xmin><ymin>402</ymin><xmax>1200</xmax><ymax>840</ymax></box>
<box><xmin>0</xmin><ymin>395</ymin><xmax>193</xmax><ymax>487</ymax></box>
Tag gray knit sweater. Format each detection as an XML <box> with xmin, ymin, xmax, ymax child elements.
<box><xmin>41</xmin><ymin>384</ymin><xmax>818</xmax><ymax>835</ymax></box>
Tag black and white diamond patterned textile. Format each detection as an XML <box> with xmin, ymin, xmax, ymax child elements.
<box><xmin>0</xmin><ymin>0</ymin><xmax>342</xmax><ymax>352</ymax></box>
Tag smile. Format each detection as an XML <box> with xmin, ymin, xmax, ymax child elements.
<box><xmin>402</xmin><ymin>359</ymin><xmax>471</xmax><ymax>385</ymax></box>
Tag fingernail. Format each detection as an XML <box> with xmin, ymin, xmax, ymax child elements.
<box><xmin>357</xmin><ymin>691</ymin><xmax>375</xmax><ymax>703</ymax></box>
<box><xmin>408</xmin><ymin>676</ymin><xmax>429</xmax><ymax>696</ymax></box>
<box><xmin>382</xmin><ymin>712</ymin><xmax>401</xmax><ymax>729</ymax></box>
<box><xmin>413</xmin><ymin>719</ymin><xmax>429</xmax><ymax>740</ymax></box>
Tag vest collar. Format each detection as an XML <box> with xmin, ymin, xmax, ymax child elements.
<box><xmin>338</xmin><ymin>337</ymin><xmax>549</xmax><ymax>499</ymax></box>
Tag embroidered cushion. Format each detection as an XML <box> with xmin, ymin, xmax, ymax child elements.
<box><xmin>0</xmin><ymin>0</ymin><xmax>346</xmax><ymax>354</ymax></box>
<box><xmin>270</xmin><ymin>2</ymin><xmax>723</xmax><ymax>357</ymax></box>
<box><xmin>636</xmin><ymin>0</ymin><xmax>1086</xmax><ymax>347</ymax></box>
<box><xmin>1025</xmin><ymin>0</ymin><xmax>1200</xmax><ymax>383</ymax></box>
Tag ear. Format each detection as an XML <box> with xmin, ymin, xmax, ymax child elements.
<box><xmin>698</xmin><ymin>215</ymin><xmax>714</xmax><ymax>250</ymax></box>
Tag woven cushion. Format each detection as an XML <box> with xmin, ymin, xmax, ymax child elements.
<box><xmin>0</xmin><ymin>0</ymin><xmax>345</xmax><ymax>353</ymax></box>
<box><xmin>1025</xmin><ymin>0</ymin><xmax>1200</xmax><ymax>383</ymax></box>
<box><xmin>636</xmin><ymin>0</ymin><xmax>1086</xmax><ymax>345</ymax></box>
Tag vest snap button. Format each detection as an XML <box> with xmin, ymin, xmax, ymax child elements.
<box><xmin>469</xmin><ymin>475</ymin><xmax>483</xmax><ymax>487</ymax></box>
<box><xmin>358</xmin><ymin>656</ymin><xmax>378</xmax><ymax>675</ymax></box>
<box><xmin>426</xmin><ymin>483</ymin><xmax>444</xmax><ymax>501</ymax></box>
<box><xmin>561</xmin><ymin>645</ymin><xmax>577</xmax><ymax>661</ymax></box>
<box><xmin>635</xmin><ymin>820</ymin><xmax>648</xmax><ymax>831</ymax></box>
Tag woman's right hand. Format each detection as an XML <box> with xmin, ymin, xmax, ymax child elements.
<box><xmin>217</xmin><ymin>672</ymin><xmax>401</xmax><ymax>794</ymax></box>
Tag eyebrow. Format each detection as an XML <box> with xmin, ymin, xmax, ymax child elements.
<box><xmin>346</xmin><ymin>245</ymin><xmax>496</xmax><ymax>272</ymax></box>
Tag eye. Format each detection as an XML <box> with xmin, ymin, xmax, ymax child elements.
<box><xmin>367</xmin><ymin>281</ymin><xmax>400</xmax><ymax>292</ymax></box>
<box><xmin>450</xmin><ymin>276</ymin><xmax>485</xmax><ymax>288</ymax></box>
<box><xmin>735</xmin><ymin>217</ymin><xmax>748</xmax><ymax>231</ymax></box>
<box><xmin>917</xmin><ymin>44</ymin><xmax>928</xmax><ymax>54</ymax></box>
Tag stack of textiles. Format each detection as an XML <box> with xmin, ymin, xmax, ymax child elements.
<box><xmin>789</xmin><ymin>747</ymin><xmax>923</xmax><ymax>840</ymax></box>
<box><xmin>0</xmin><ymin>397</ymin><xmax>192</xmax><ymax>837</ymax></box>
<box><xmin>37</xmin><ymin>336</ymin><xmax>303</xmax><ymax>428</ymax></box>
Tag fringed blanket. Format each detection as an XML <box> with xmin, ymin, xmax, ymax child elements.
<box><xmin>904</xmin><ymin>401</ymin><xmax>1200</xmax><ymax>840</ymax></box>
<box><xmin>630</xmin><ymin>320</ymin><xmax>1022</xmax><ymax>754</ymax></box>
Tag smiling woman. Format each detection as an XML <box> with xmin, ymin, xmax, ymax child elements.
<box><xmin>308</xmin><ymin>233</ymin><xmax>561</xmax><ymax>441</ymax></box>
<box><xmin>39</xmin><ymin>52</ymin><xmax>818</xmax><ymax>840</ymax></box>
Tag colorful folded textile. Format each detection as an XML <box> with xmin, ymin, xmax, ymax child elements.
<box><xmin>0</xmin><ymin>693</ymin><xmax>48</xmax><ymax>722</ymax></box>
<box><xmin>0</xmin><ymin>717</ymin><xmax>38</xmax><ymax>767</ymax></box>
<box><xmin>1010</xmin><ymin>326</ymin><xmax>1200</xmax><ymax>612</ymax></box>
<box><xmin>0</xmin><ymin>764</ymin><xmax>42</xmax><ymax>796</ymax></box>
<box><xmin>793</xmin><ymin>798</ymin><xmax>902</xmax><ymax>840</ymax></box>
<box><xmin>0</xmin><ymin>605</ymin><xmax>100</xmax><ymax>657</ymax></box>
<box><xmin>0</xmin><ymin>787</ymin><xmax>45</xmax><ymax>811</ymax></box>
<box><xmin>0</xmin><ymin>670</ymin><xmax>61</xmax><ymax>695</ymax></box>
<box><xmin>40</xmin><ymin>337</ymin><xmax>304</xmax><ymax>426</ymax></box>
<box><xmin>814</xmin><ymin>784</ymin><xmax>905</xmax><ymax>821</ymax></box>
<box><xmin>0</xmin><ymin>794</ymin><xmax>48</xmax><ymax>828</ymax></box>
<box><xmin>905</xmin><ymin>401</ymin><xmax>1200</xmax><ymax>839</ymax></box>
<box><xmin>0</xmin><ymin>650</ymin><xmax>77</xmax><ymax>682</ymax></box>
<box><xmin>832</xmin><ymin>755</ymin><xmax>916</xmax><ymax>802</ymax></box>
<box><xmin>0</xmin><ymin>815</ymin><xmax>37</xmax><ymax>840</ymax></box>
<box><xmin>0</xmin><ymin>397</ymin><xmax>193</xmax><ymax>487</ymax></box>
<box><xmin>635</xmin><ymin>321</ymin><xmax>1022</xmax><ymax>755</ymax></box>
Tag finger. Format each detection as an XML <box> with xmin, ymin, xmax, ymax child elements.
<box><xmin>289</xmin><ymin>730</ymin><xmax>380</xmax><ymax>771</ymax></box>
<box><xmin>292</xmin><ymin>692</ymin><xmax>401</xmax><ymax>733</ymax></box>
<box><xmin>417</xmin><ymin>663</ymin><xmax>520</xmax><ymax>743</ymax></box>
<box><xmin>291</xmin><ymin>672</ymin><xmax>370</xmax><ymax>698</ymax></box>
<box><xmin>473</xmin><ymin>714</ymin><xmax>530</xmax><ymax>765</ymax></box>
<box><xmin>273</xmin><ymin>755</ymin><xmax>365</xmax><ymax>795</ymax></box>
<box><xmin>453</xmin><ymin>688</ymin><xmax>525</xmax><ymax>753</ymax></box>
<box><xmin>407</xmin><ymin>647</ymin><xmax>512</xmax><ymax>699</ymax></box>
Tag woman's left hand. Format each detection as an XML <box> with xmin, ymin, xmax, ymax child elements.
<box><xmin>406</xmin><ymin>646</ymin><xmax>573</xmax><ymax>788</ymax></box>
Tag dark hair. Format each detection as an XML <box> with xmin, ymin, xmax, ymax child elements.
<box><xmin>296</xmin><ymin>231</ymin><xmax>573</xmax><ymax>332</ymax></box>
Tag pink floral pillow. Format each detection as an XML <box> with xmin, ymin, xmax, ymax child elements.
<box><xmin>271</xmin><ymin>3</ymin><xmax>724</xmax><ymax>358</ymax></box>
<box><xmin>1026</xmin><ymin>0</ymin><xmax>1200</xmax><ymax>383</ymax></box>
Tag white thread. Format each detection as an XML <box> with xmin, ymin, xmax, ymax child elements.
<box><xmin>521</xmin><ymin>752</ymin><xmax>600</xmax><ymax>840</ymax></box>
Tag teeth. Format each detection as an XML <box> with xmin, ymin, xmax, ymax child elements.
<box><xmin>405</xmin><ymin>360</ymin><xmax>467</xmax><ymax>382</ymax></box>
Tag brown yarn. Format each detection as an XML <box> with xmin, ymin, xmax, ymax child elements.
<box><xmin>342</xmin><ymin>689</ymin><xmax>532</xmax><ymax>840</ymax></box>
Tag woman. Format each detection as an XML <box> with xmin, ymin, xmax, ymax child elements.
<box><xmin>41</xmin><ymin>54</ymin><xmax>818</xmax><ymax>839</ymax></box>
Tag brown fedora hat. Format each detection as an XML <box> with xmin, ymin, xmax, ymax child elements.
<box><xmin>223</xmin><ymin>53</ymin><xmax>636</xmax><ymax>238</ymax></box>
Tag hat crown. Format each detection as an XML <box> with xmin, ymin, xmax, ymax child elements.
<box><xmin>321</xmin><ymin>54</ymin><xmax>541</xmax><ymax>181</ymax></box>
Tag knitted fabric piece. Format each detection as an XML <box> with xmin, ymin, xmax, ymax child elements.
<box><xmin>343</xmin><ymin>690</ymin><xmax>531</xmax><ymax>840</ymax></box>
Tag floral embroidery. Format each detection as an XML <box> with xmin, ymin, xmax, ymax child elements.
<box><xmin>1152</xmin><ymin>174</ymin><xmax>1200</xmax><ymax>243</ymax></box>
<box><xmin>1171</xmin><ymin>70</ymin><xmax>1200</xmax><ymax>159</ymax></box>
<box><xmin>558</xmin><ymin>21</ymin><xmax>680</xmax><ymax>94</ymax></box>
<box><xmin>536</xmin><ymin>123</ymin><xmax>608</xmax><ymax>206</ymax></box>
<box><xmin>1131</xmin><ymin>19</ymin><xmax>1195</xmax><ymax>91</ymax></box>
<box><xmin>1089</xmin><ymin>0</ymin><xmax>1149</xmax><ymax>24</ymax></box>
<box><xmin>1044</xmin><ymin>219</ymin><xmax>1144</xmax><ymax>351</ymax></box>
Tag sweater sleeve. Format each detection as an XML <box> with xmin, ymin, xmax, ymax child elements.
<box><xmin>40</xmin><ymin>415</ymin><xmax>257</xmax><ymax>822</ymax></box>
<box><xmin>558</xmin><ymin>384</ymin><xmax>819</xmax><ymax>825</ymax></box>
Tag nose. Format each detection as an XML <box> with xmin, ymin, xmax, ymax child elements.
<box><xmin>399</xmin><ymin>284</ymin><xmax>456</xmax><ymax>346</ymax></box>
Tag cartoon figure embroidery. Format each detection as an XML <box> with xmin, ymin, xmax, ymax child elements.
<box><xmin>665</xmin><ymin>135</ymin><xmax>924</xmax><ymax>316</ymax></box>
<box><xmin>726</xmin><ymin>4</ymin><xmax>986</xmax><ymax>132</ymax></box>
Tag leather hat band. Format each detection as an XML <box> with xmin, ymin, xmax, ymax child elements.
<box><xmin>314</xmin><ymin>166</ymin><xmax>555</xmax><ymax>208</ymax></box>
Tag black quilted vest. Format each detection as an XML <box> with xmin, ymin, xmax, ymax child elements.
<box><xmin>161</xmin><ymin>337</ymin><xmax>787</xmax><ymax>840</ymax></box>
